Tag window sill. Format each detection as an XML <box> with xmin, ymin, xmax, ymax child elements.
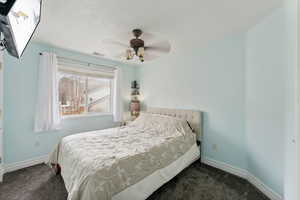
<box><xmin>62</xmin><ymin>113</ymin><xmax>113</xmax><ymax>120</ymax></box>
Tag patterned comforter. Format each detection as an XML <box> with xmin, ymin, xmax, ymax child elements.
<box><xmin>49</xmin><ymin>113</ymin><xmax>196</xmax><ymax>200</ymax></box>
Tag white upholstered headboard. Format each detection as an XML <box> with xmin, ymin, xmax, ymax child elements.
<box><xmin>146</xmin><ymin>107</ymin><xmax>203</xmax><ymax>141</ymax></box>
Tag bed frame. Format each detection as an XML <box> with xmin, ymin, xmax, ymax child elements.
<box><xmin>54</xmin><ymin>107</ymin><xmax>203</xmax><ymax>199</ymax></box>
<box><xmin>113</xmin><ymin>107</ymin><xmax>202</xmax><ymax>200</ymax></box>
<box><xmin>146</xmin><ymin>107</ymin><xmax>203</xmax><ymax>142</ymax></box>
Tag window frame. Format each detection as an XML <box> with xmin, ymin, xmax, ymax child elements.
<box><xmin>57</xmin><ymin>64</ymin><xmax>114</xmax><ymax>119</ymax></box>
<box><xmin>62</xmin><ymin>112</ymin><xmax>113</xmax><ymax>120</ymax></box>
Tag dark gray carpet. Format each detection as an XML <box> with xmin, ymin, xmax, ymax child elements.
<box><xmin>0</xmin><ymin>161</ymin><xmax>270</xmax><ymax>200</ymax></box>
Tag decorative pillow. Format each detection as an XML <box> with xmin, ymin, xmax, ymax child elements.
<box><xmin>130</xmin><ymin>112</ymin><xmax>194</xmax><ymax>137</ymax></box>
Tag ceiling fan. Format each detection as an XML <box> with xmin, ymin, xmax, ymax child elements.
<box><xmin>103</xmin><ymin>29</ymin><xmax>171</xmax><ymax>63</ymax></box>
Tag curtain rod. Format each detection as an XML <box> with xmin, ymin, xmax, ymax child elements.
<box><xmin>39</xmin><ymin>52</ymin><xmax>117</xmax><ymax>70</ymax></box>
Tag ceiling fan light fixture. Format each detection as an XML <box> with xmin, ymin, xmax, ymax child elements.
<box><xmin>105</xmin><ymin>28</ymin><xmax>170</xmax><ymax>63</ymax></box>
<box><xmin>137</xmin><ymin>47</ymin><xmax>144</xmax><ymax>57</ymax></box>
<box><xmin>139</xmin><ymin>56</ymin><xmax>144</xmax><ymax>62</ymax></box>
<box><xmin>126</xmin><ymin>49</ymin><xmax>133</xmax><ymax>60</ymax></box>
<box><xmin>137</xmin><ymin>47</ymin><xmax>145</xmax><ymax>62</ymax></box>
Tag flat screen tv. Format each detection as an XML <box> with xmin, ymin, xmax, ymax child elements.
<box><xmin>0</xmin><ymin>0</ymin><xmax>42</xmax><ymax>58</ymax></box>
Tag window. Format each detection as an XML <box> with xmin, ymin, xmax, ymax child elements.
<box><xmin>58</xmin><ymin>64</ymin><xmax>114</xmax><ymax>117</ymax></box>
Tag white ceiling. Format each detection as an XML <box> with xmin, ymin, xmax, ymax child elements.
<box><xmin>34</xmin><ymin>0</ymin><xmax>282</xmax><ymax>63</ymax></box>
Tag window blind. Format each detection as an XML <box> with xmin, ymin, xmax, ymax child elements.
<box><xmin>57</xmin><ymin>57</ymin><xmax>115</xmax><ymax>79</ymax></box>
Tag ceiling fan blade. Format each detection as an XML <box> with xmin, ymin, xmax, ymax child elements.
<box><xmin>102</xmin><ymin>39</ymin><xmax>129</xmax><ymax>48</ymax></box>
<box><xmin>113</xmin><ymin>52</ymin><xmax>126</xmax><ymax>59</ymax></box>
<box><xmin>143</xmin><ymin>52</ymin><xmax>159</xmax><ymax>61</ymax></box>
<box><xmin>145</xmin><ymin>40</ymin><xmax>171</xmax><ymax>54</ymax></box>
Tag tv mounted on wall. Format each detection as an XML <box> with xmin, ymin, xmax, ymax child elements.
<box><xmin>0</xmin><ymin>0</ymin><xmax>42</xmax><ymax>58</ymax></box>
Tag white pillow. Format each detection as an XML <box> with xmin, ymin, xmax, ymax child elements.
<box><xmin>130</xmin><ymin>112</ymin><xmax>193</xmax><ymax>137</ymax></box>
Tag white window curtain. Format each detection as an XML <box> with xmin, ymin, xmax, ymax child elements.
<box><xmin>113</xmin><ymin>67</ymin><xmax>123</xmax><ymax>122</ymax></box>
<box><xmin>34</xmin><ymin>52</ymin><xmax>61</xmax><ymax>132</ymax></box>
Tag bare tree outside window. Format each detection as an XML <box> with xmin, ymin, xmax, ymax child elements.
<box><xmin>58</xmin><ymin>71</ymin><xmax>112</xmax><ymax>116</ymax></box>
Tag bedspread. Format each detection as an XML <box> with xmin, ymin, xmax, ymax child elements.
<box><xmin>49</xmin><ymin>114</ymin><xmax>196</xmax><ymax>200</ymax></box>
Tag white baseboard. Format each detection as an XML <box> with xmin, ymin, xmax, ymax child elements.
<box><xmin>246</xmin><ymin>173</ymin><xmax>282</xmax><ymax>200</ymax></box>
<box><xmin>202</xmin><ymin>157</ymin><xmax>248</xmax><ymax>178</ymax></box>
<box><xmin>4</xmin><ymin>155</ymin><xmax>48</xmax><ymax>174</ymax></box>
<box><xmin>202</xmin><ymin>157</ymin><xmax>283</xmax><ymax>200</ymax></box>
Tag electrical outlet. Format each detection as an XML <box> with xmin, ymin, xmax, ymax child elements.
<box><xmin>212</xmin><ymin>144</ymin><xmax>218</xmax><ymax>152</ymax></box>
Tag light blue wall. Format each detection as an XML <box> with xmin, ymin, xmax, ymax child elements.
<box><xmin>245</xmin><ymin>4</ymin><xmax>298</xmax><ymax>197</ymax></box>
<box><xmin>245</xmin><ymin>8</ymin><xmax>286</xmax><ymax>196</ymax></box>
<box><xmin>3</xmin><ymin>42</ymin><xmax>136</xmax><ymax>164</ymax></box>
<box><xmin>137</xmin><ymin>33</ymin><xmax>247</xmax><ymax>170</ymax></box>
<box><xmin>283</xmin><ymin>0</ymin><xmax>297</xmax><ymax>199</ymax></box>
<box><xmin>138</xmin><ymin>6</ymin><xmax>297</xmax><ymax>197</ymax></box>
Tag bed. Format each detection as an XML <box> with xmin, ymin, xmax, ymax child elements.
<box><xmin>49</xmin><ymin>107</ymin><xmax>202</xmax><ymax>200</ymax></box>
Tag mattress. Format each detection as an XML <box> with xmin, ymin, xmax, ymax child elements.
<box><xmin>49</xmin><ymin>113</ymin><xmax>198</xmax><ymax>200</ymax></box>
<box><xmin>112</xmin><ymin>143</ymin><xmax>200</xmax><ymax>200</ymax></box>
